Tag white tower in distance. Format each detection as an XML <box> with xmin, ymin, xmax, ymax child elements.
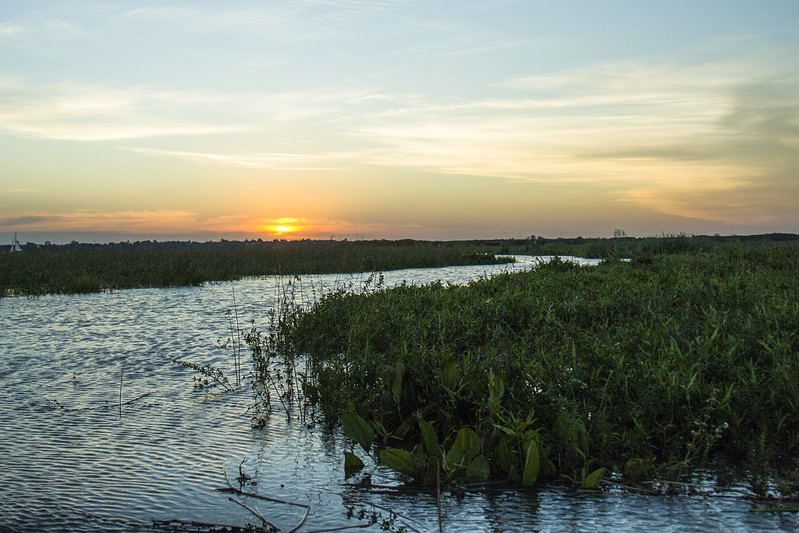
<box><xmin>10</xmin><ymin>232</ymin><xmax>22</xmax><ymax>252</ymax></box>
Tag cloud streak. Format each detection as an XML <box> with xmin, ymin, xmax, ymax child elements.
<box><xmin>0</xmin><ymin>209</ymin><xmax>265</xmax><ymax>235</ymax></box>
<box><xmin>121</xmin><ymin>1</ymin><xmax>402</xmax><ymax>40</ymax></box>
<box><xmin>340</xmin><ymin>57</ymin><xmax>799</xmax><ymax>227</ymax></box>
<box><xmin>125</xmin><ymin>147</ymin><xmax>347</xmax><ymax>171</ymax></box>
<box><xmin>0</xmin><ymin>78</ymin><xmax>249</xmax><ymax>141</ymax></box>
<box><xmin>0</xmin><ymin>23</ymin><xmax>23</xmax><ymax>36</ymax></box>
<box><xmin>0</xmin><ymin>76</ymin><xmax>388</xmax><ymax>142</ymax></box>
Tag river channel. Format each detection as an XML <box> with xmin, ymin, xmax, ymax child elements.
<box><xmin>0</xmin><ymin>257</ymin><xmax>796</xmax><ymax>532</ymax></box>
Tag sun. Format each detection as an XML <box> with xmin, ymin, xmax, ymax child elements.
<box><xmin>264</xmin><ymin>218</ymin><xmax>299</xmax><ymax>236</ymax></box>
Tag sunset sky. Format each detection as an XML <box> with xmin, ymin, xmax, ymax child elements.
<box><xmin>2</xmin><ymin>1</ymin><xmax>798</xmax><ymax>244</ymax></box>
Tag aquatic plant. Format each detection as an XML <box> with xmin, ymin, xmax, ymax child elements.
<box><xmin>174</xmin><ymin>359</ymin><xmax>234</xmax><ymax>392</ymax></box>
<box><xmin>265</xmin><ymin>245</ymin><xmax>799</xmax><ymax>489</ymax></box>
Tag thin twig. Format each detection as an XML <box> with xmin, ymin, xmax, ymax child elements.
<box><xmin>600</xmin><ymin>479</ymin><xmax>658</xmax><ymax>495</ymax></box>
<box><xmin>152</xmin><ymin>518</ymin><xmax>269</xmax><ymax>532</ymax></box>
<box><xmin>228</xmin><ymin>496</ymin><xmax>279</xmax><ymax>531</ymax></box>
<box><xmin>267</xmin><ymin>373</ymin><xmax>291</xmax><ymax>420</ymax></box>
<box><xmin>111</xmin><ymin>392</ymin><xmax>152</xmax><ymax>408</ymax></box>
<box><xmin>223</xmin><ymin>464</ymin><xmax>236</xmax><ymax>490</ymax></box>
<box><xmin>119</xmin><ymin>365</ymin><xmax>124</xmax><ymax>418</ymax></box>
<box><xmin>44</xmin><ymin>392</ymin><xmax>151</xmax><ymax>412</ymax></box>
<box><xmin>654</xmin><ymin>479</ymin><xmax>708</xmax><ymax>488</ymax></box>
<box><xmin>232</xmin><ymin>285</ymin><xmax>242</xmax><ymax>386</ymax></box>
<box><xmin>302</xmin><ymin>525</ymin><xmax>371</xmax><ymax>532</ymax></box>
<box><xmin>218</xmin><ymin>486</ymin><xmax>310</xmax><ymax>509</ymax></box>
<box><xmin>285</xmin><ymin>504</ymin><xmax>309</xmax><ymax>533</ymax></box>
<box><xmin>603</xmin><ymin>478</ymin><xmax>759</xmax><ymax>498</ymax></box>
<box><xmin>126</xmin><ymin>391</ymin><xmax>151</xmax><ymax>404</ymax></box>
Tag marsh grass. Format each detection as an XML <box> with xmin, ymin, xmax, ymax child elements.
<box><xmin>265</xmin><ymin>245</ymin><xmax>799</xmax><ymax>490</ymax></box>
<box><xmin>0</xmin><ymin>240</ymin><xmax>509</xmax><ymax>297</ymax></box>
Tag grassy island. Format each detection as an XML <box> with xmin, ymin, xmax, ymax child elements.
<box><xmin>262</xmin><ymin>237</ymin><xmax>799</xmax><ymax>493</ymax></box>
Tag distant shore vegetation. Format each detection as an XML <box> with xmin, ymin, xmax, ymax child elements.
<box><xmin>0</xmin><ymin>238</ymin><xmax>514</xmax><ymax>297</ymax></box>
<box><xmin>2</xmin><ymin>233</ymin><xmax>796</xmax><ymax>297</ymax></box>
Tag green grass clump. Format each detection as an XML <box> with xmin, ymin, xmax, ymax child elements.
<box><xmin>268</xmin><ymin>246</ymin><xmax>799</xmax><ymax>486</ymax></box>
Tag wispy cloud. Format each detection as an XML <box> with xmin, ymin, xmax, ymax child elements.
<box><xmin>0</xmin><ymin>210</ymin><xmax>199</xmax><ymax>232</ymax></box>
<box><xmin>0</xmin><ymin>215</ymin><xmax>51</xmax><ymax>227</ymax></box>
<box><xmin>432</xmin><ymin>39</ymin><xmax>531</xmax><ymax>59</ymax></box>
<box><xmin>339</xmin><ymin>56</ymin><xmax>799</xmax><ymax>227</ymax></box>
<box><xmin>0</xmin><ymin>77</ymin><xmax>385</xmax><ymax>141</ymax></box>
<box><xmin>610</xmin><ymin>75</ymin><xmax>799</xmax><ymax>226</ymax></box>
<box><xmin>122</xmin><ymin>1</ymin><xmax>402</xmax><ymax>39</ymax></box>
<box><xmin>0</xmin><ymin>209</ymin><xmax>288</xmax><ymax>236</ymax></box>
<box><xmin>0</xmin><ymin>16</ymin><xmax>82</xmax><ymax>55</ymax></box>
<box><xmin>125</xmin><ymin>147</ymin><xmax>346</xmax><ymax>171</ymax></box>
<box><xmin>0</xmin><ymin>187</ymin><xmax>37</xmax><ymax>196</ymax></box>
<box><xmin>0</xmin><ymin>23</ymin><xmax>23</xmax><ymax>36</ymax></box>
<box><xmin>0</xmin><ymin>78</ymin><xmax>249</xmax><ymax>141</ymax></box>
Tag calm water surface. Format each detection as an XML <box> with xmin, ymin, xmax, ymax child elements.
<box><xmin>0</xmin><ymin>257</ymin><xmax>795</xmax><ymax>532</ymax></box>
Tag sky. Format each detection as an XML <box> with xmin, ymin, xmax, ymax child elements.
<box><xmin>1</xmin><ymin>1</ymin><xmax>798</xmax><ymax>244</ymax></box>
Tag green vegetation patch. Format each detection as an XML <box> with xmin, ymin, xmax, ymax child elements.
<box><xmin>268</xmin><ymin>246</ymin><xmax>799</xmax><ymax>488</ymax></box>
<box><xmin>0</xmin><ymin>239</ymin><xmax>509</xmax><ymax>297</ymax></box>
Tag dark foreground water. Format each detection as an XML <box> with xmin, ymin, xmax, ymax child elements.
<box><xmin>0</xmin><ymin>257</ymin><xmax>796</xmax><ymax>532</ymax></box>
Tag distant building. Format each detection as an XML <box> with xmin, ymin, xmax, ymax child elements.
<box><xmin>10</xmin><ymin>232</ymin><xmax>22</xmax><ymax>252</ymax></box>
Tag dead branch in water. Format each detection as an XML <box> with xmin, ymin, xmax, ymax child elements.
<box><xmin>228</xmin><ymin>496</ymin><xmax>279</xmax><ymax>531</ymax></box>
<box><xmin>152</xmin><ymin>517</ymin><xmax>269</xmax><ymax>532</ymax></box>
<box><xmin>44</xmin><ymin>392</ymin><xmax>152</xmax><ymax>412</ymax></box>
<box><xmin>220</xmin><ymin>465</ymin><xmax>310</xmax><ymax>533</ymax></box>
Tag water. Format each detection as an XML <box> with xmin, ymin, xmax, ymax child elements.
<box><xmin>0</xmin><ymin>257</ymin><xmax>795</xmax><ymax>532</ymax></box>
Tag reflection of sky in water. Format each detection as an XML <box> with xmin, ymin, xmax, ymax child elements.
<box><xmin>0</xmin><ymin>258</ymin><xmax>795</xmax><ymax>532</ymax></box>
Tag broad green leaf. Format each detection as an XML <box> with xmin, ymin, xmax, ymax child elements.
<box><xmin>537</xmin><ymin>445</ymin><xmax>558</xmax><ymax>480</ymax></box>
<box><xmin>341</xmin><ymin>412</ymin><xmax>373</xmax><ymax>453</ymax></box>
<box><xmin>495</xmin><ymin>436</ymin><xmax>516</xmax><ymax>478</ymax></box>
<box><xmin>419</xmin><ymin>417</ymin><xmax>439</xmax><ymax>457</ymax></box>
<box><xmin>522</xmin><ymin>439</ymin><xmax>540</xmax><ymax>487</ymax></box>
<box><xmin>391</xmin><ymin>361</ymin><xmax>404</xmax><ymax>405</ymax></box>
<box><xmin>444</xmin><ymin>428</ymin><xmax>480</xmax><ymax>473</ymax></box>
<box><xmin>344</xmin><ymin>451</ymin><xmax>364</xmax><ymax>470</ymax></box>
<box><xmin>380</xmin><ymin>448</ymin><xmax>416</xmax><ymax>477</ymax></box>
<box><xmin>466</xmin><ymin>454</ymin><xmax>490</xmax><ymax>482</ymax></box>
<box><xmin>581</xmin><ymin>467</ymin><xmax>606</xmax><ymax>490</ymax></box>
<box><xmin>440</xmin><ymin>359</ymin><xmax>460</xmax><ymax>391</ymax></box>
<box><xmin>487</xmin><ymin>370</ymin><xmax>505</xmax><ymax>413</ymax></box>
